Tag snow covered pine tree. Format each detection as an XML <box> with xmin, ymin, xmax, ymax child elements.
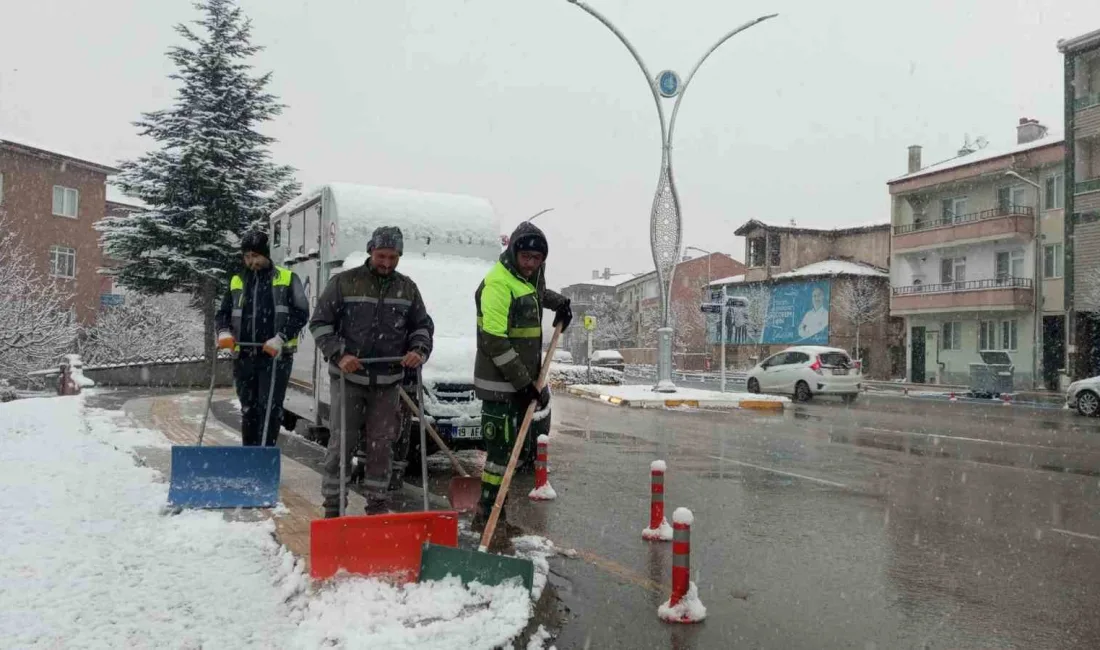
<box><xmin>97</xmin><ymin>0</ymin><xmax>299</xmax><ymax>359</ymax></box>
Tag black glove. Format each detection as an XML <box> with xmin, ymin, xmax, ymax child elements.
<box><xmin>553</xmin><ymin>299</ymin><xmax>573</xmax><ymax>331</ymax></box>
<box><xmin>522</xmin><ymin>383</ymin><xmax>551</xmax><ymax>410</ymax></box>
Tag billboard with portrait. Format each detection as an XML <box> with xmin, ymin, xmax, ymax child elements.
<box><xmin>707</xmin><ymin>280</ymin><xmax>831</xmax><ymax>345</ymax></box>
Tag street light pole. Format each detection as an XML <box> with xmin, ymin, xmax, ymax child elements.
<box><xmin>563</xmin><ymin>0</ymin><xmax>776</xmax><ymax>392</ymax></box>
<box><xmin>1005</xmin><ymin>170</ymin><xmax>1043</xmax><ymax>390</ymax></box>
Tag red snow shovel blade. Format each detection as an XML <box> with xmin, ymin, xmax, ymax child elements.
<box><xmin>447</xmin><ymin>477</ymin><xmax>481</xmax><ymax>512</ymax></box>
<box><xmin>310</xmin><ymin>511</ymin><xmax>459</xmax><ymax>582</ymax></box>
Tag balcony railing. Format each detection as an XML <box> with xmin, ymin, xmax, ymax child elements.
<box><xmin>894</xmin><ymin>205</ymin><xmax>1033</xmax><ymax>234</ymax></box>
<box><xmin>892</xmin><ymin>277</ymin><xmax>1033</xmax><ymax>296</ymax></box>
<box><xmin>1077</xmin><ymin>178</ymin><xmax>1100</xmax><ymax>195</ymax></box>
<box><xmin>1075</xmin><ymin>93</ymin><xmax>1100</xmax><ymax>111</ymax></box>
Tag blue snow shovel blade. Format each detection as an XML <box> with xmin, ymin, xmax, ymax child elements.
<box><xmin>168</xmin><ymin>446</ymin><xmax>281</xmax><ymax>509</ymax></box>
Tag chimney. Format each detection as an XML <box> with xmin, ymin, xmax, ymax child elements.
<box><xmin>603</xmin><ymin>267</ymin><xmax>611</xmax><ymax>279</ymax></box>
<box><xmin>1017</xmin><ymin>117</ymin><xmax>1048</xmax><ymax>145</ymax></box>
<box><xmin>907</xmin><ymin>145</ymin><xmax>922</xmax><ymax>173</ymax></box>
<box><xmin>592</xmin><ymin>270</ymin><xmax>600</xmax><ymax>280</ymax></box>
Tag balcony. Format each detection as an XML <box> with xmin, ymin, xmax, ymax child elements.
<box><xmin>893</xmin><ymin>206</ymin><xmax>1034</xmax><ymax>253</ymax></box>
<box><xmin>1077</xmin><ymin>177</ymin><xmax>1100</xmax><ymax>195</ymax></box>
<box><xmin>1075</xmin><ymin>93</ymin><xmax>1100</xmax><ymax>111</ymax></box>
<box><xmin>890</xmin><ymin>277</ymin><xmax>1034</xmax><ymax>314</ymax></box>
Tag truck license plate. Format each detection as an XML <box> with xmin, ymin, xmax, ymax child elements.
<box><xmin>452</xmin><ymin>426</ymin><xmax>481</xmax><ymax>439</ymax></box>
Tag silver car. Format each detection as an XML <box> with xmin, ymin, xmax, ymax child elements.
<box><xmin>1066</xmin><ymin>376</ymin><xmax>1100</xmax><ymax>416</ymax></box>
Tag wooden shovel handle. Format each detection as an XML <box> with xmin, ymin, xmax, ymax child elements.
<box><xmin>398</xmin><ymin>387</ymin><xmax>470</xmax><ymax>478</ymax></box>
<box><xmin>479</xmin><ymin>324</ymin><xmax>562</xmax><ymax>552</ymax></box>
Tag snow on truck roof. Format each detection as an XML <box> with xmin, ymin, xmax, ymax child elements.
<box><xmin>275</xmin><ymin>183</ymin><xmax>500</xmax><ymax>260</ymax></box>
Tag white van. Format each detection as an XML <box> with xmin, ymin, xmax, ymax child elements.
<box><xmin>269</xmin><ymin>183</ymin><xmax>500</xmax><ymax>458</ymax></box>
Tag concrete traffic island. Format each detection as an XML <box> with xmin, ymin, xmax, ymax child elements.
<box><xmin>565</xmin><ymin>384</ymin><xmax>788</xmax><ymax>411</ymax></box>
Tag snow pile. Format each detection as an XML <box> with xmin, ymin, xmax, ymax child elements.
<box><xmin>512</xmin><ymin>535</ymin><xmax>577</xmax><ymax>602</ymax></box>
<box><xmin>528</xmin><ymin>482</ymin><xmax>557</xmax><ymax>500</ymax></box>
<box><xmin>651</xmin><ymin>459</ymin><xmax>667</xmax><ymax>473</ymax></box>
<box><xmin>672</xmin><ymin>507</ymin><xmax>695</xmax><ymax>526</ymax></box>
<box><xmin>0</xmin><ymin>396</ymin><xmax>303</xmax><ymax>648</ymax></box>
<box><xmin>657</xmin><ymin>582</ymin><xmax>708</xmax><ymax>623</ymax></box>
<box><xmin>62</xmin><ymin>353</ymin><xmax>95</xmax><ymax>387</ymax></box>
<box><xmin>293</xmin><ymin>576</ymin><xmax>530</xmax><ymax>650</ymax></box>
<box><xmin>548</xmin><ymin>363</ymin><xmax>623</xmax><ymax>387</ymax></box>
<box><xmin>526</xmin><ymin>624</ymin><xmax>558</xmax><ymax>650</ymax></box>
<box><xmin>642</xmin><ymin>518</ymin><xmax>673</xmax><ymax>541</ymax></box>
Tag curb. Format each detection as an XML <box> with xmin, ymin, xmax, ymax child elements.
<box><xmin>566</xmin><ymin>387</ymin><xmax>787</xmax><ymax>412</ymax></box>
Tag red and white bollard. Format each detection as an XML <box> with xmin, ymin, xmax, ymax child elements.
<box><xmin>1002</xmin><ymin>393</ymin><xmax>1012</xmax><ymax>406</ymax></box>
<box><xmin>642</xmin><ymin>460</ymin><xmax>673</xmax><ymax>541</ymax></box>
<box><xmin>528</xmin><ymin>434</ymin><xmax>557</xmax><ymax>500</ymax></box>
<box><xmin>658</xmin><ymin>507</ymin><xmax>707</xmax><ymax>623</ymax></box>
<box><xmin>949</xmin><ymin>391</ymin><xmax>957</xmax><ymax>402</ymax></box>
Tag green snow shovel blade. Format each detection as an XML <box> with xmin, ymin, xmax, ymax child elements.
<box><xmin>418</xmin><ymin>543</ymin><xmax>534</xmax><ymax>593</ymax></box>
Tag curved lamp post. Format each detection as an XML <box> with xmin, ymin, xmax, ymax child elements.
<box><xmin>563</xmin><ymin>0</ymin><xmax>776</xmax><ymax>391</ymax></box>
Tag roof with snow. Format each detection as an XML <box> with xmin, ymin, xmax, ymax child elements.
<box><xmin>733</xmin><ymin>219</ymin><xmax>890</xmax><ymax>237</ymax></box>
<box><xmin>709</xmin><ymin>260</ymin><xmax>887</xmax><ymax>286</ymax></box>
<box><xmin>0</xmin><ymin>135</ymin><xmax>119</xmax><ymax>175</ymax></box>
<box><xmin>888</xmin><ymin>133</ymin><xmax>1064</xmax><ymax>184</ymax></box>
<box><xmin>1059</xmin><ymin>28</ymin><xmax>1100</xmax><ymax>54</ymax></box>
<box><xmin>570</xmin><ymin>273</ymin><xmax>638</xmax><ymax>288</ymax></box>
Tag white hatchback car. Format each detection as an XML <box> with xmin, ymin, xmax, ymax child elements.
<box><xmin>1066</xmin><ymin>376</ymin><xmax>1100</xmax><ymax>416</ymax></box>
<box><xmin>746</xmin><ymin>346</ymin><xmax>862</xmax><ymax>403</ymax></box>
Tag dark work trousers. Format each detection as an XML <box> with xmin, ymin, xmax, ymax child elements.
<box><xmin>322</xmin><ymin>380</ymin><xmax>402</xmax><ymax>512</ymax></box>
<box><xmin>234</xmin><ymin>352</ymin><xmax>293</xmax><ymax>447</ymax></box>
<box><xmin>478</xmin><ymin>399</ymin><xmax>525</xmax><ymax>519</ymax></box>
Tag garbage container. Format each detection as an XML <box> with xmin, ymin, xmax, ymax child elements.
<box><xmin>968</xmin><ymin>351</ymin><xmax>1015</xmax><ymax>398</ymax></box>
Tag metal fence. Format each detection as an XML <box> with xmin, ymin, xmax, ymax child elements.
<box><xmin>892</xmin><ymin>277</ymin><xmax>1033</xmax><ymax>296</ymax></box>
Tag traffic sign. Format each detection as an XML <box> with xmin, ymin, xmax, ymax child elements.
<box><xmin>699</xmin><ymin>303</ymin><xmax>722</xmax><ymax>314</ymax></box>
<box><xmin>583</xmin><ymin>315</ymin><xmax>597</xmax><ymax>331</ymax></box>
<box><xmin>657</xmin><ymin>70</ymin><xmax>681</xmax><ymax>98</ymax></box>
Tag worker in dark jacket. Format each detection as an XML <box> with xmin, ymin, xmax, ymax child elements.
<box><xmin>215</xmin><ymin>231</ymin><xmax>310</xmax><ymax>447</ymax></box>
<box><xmin>310</xmin><ymin>226</ymin><xmax>435</xmax><ymax>517</ymax></box>
<box><xmin>472</xmin><ymin>221</ymin><xmax>571</xmax><ymax>538</ymax></box>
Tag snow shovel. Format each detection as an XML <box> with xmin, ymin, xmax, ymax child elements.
<box><xmin>418</xmin><ymin>324</ymin><xmax>563</xmax><ymax>593</ymax></box>
<box><xmin>398</xmin><ymin>386</ymin><xmax>480</xmax><ymax>512</ymax></box>
<box><xmin>167</xmin><ymin>343</ymin><xmax>281</xmax><ymax>509</ymax></box>
<box><xmin>309</xmin><ymin>357</ymin><xmax>458</xmax><ymax>581</ymax></box>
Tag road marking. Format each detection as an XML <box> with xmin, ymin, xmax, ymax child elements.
<box><xmin>1051</xmin><ymin>528</ymin><xmax>1100</xmax><ymax>542</ymax></box>
<box><xmin>706</xmin><ymin>455</ymin><xmax>848</xmax><ymax>489</ymax></box>
<box><xmin>860</xmin><ymin>427</ymin><xmax>1060</xmax><ymax>451</ymax></box>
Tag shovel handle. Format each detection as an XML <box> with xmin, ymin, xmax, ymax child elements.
<box><xmin>399</xmin><ymin>387</ymin><xmax>469</xmax><ymax>478</ymax></box>
<box><xmin>478</xmin><ymin>324</ymin><xmax>562</xmax><ymax>552</ymax></box>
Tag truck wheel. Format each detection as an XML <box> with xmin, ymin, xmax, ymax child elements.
<box><xmin>282</xmin><ymin>411</ymin><xmax>299</xmax><ymax>434</ymax></box>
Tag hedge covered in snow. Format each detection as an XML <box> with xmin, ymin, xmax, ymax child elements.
<box><xmin>548</xmin><ymin>363</ymin><xmax>623</xmax><ymax>388</ymax></box>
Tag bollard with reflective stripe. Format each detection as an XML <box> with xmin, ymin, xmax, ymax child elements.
<box><xmin>642</xmin><ymin>460</ymin><xmax>672</xmax><ymax>541</ymax></box>
<box><xmin>528</xmin><ymin>434</ymin><xmax>557</xmax><ymax>500</ymax></box>
<box><xmin>658</xmin><ymin>507</ymin><xmax>707</xmax><ymax>623</ymax></box>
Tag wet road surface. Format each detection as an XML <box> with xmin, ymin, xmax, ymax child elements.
<box><xmin>500</xmin><ymin>394</ymin><xmax>1100</xmax><ymax>649</ymax></box>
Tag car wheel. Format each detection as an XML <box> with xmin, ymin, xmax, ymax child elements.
<box><xmin>747</xmin><ymin>378</ymin><xmax>761</xmax><ymax>394</ymax></box>
<box><xmin>1077</xmin><ymin>390</ymin><xmax>1100</xmax><ymax>417</ymax></box>
<box><xmin>794</xmin><ymin>381</ymin><xmax>812</xmax><ymax>403</ymax></box>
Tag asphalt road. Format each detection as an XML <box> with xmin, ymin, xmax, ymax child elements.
<box><xmin>498</xmin><ymin>392</ymin><xmax>1100</xmax><ymax>649</ymax></box>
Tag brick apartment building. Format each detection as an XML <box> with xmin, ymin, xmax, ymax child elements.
<box><xmin>559</xmin><ymin>268</ymin><xmax>638</xmax><ymax>362</ymax></box>
<box><xmin>0</xmin><ymin>137</ymin><xmax>119</xmax><ymax>324</ymax></box>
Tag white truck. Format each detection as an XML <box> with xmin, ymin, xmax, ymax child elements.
<box><xmin>269</xmin><ymin>183</ymin><xmax>501</xmax><ymax>461</ymax></box>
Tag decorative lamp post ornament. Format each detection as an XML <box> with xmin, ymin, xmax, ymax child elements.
<box><xmin>563</xmin><ymin>0</ymin><xmax>777</xmax><ymax>393</ymax></box>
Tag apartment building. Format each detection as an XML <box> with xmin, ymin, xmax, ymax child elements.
<box><xmin>709</xmin><ymin>220</ymin><xmax>899</xmax><ymax>378</ymax></box>
<box><xmin>887</xmin><ymin>120</ymin><xmax>1064</xmax><ymax>388</ymax></box>
<box><xmin>615</xmin><ymin>253</ymin><xmax>745</xmax><ymax>366</ymax></box>
<box><xmin>0</xmin><ymin>137</ymin><xmax>119</xmax><ymax>324</ymax></box>
<box><xmin>1059</xmin><ymin>29</ymin><xmax>1100</xmax><ymax>379</ymax></box>
<box><xmin>559</xmin><ymin>268</ymin><xmax>638</xmax><ymax>362</ymax></box>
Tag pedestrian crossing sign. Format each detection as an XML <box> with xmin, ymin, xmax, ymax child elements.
<box><xmin>584</xmin><ymin>315</ymin><xmax>596</xmax><ymax>331</ymax></box>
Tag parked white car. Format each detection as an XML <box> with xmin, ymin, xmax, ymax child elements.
<box><xmin>552</xmin><ymin>349</ymin><xmax>574</xmax><ymax>364</ymax></box>
<box><xmin>1066</xmin><ymin>376</ymin><xmax>1100</xmax><ymax>416</ymax></box>
<box><xmin>746</xmin><ymin>346</ymin><xmax>861</xmax><ymax>403</ymax></box>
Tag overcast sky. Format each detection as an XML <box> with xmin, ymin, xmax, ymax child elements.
<box><xmin>2</xmin><ymin>0</ymin><xmax>1098</xmax><ymax>287</ymax></box>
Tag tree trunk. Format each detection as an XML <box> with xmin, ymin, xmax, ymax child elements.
<box><xmin>201</xmin><ymin>278</ymin><xmax>217</xmax><ymax>362</ymax></box>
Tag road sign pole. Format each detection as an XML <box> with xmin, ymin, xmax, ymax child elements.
<box><xmin>720</xmin><ymin>286</ymin><xmax>727</xmax><ymax>393</ymax></box>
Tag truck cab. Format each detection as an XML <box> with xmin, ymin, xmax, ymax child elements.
<box><xmin>269</xmin><ymin>183</ymin><xmax>500</xmax><ymax>459</ymax></box>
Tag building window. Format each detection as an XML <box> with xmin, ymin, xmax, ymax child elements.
<box><xmin>942</xmin><ymin>322</ymin><xmax>962</xmax><ymax>350</ymax></box>
<box><xmin>1045</xmin><ymin>173</ymin><xmax>1065</xmax><ymax>210</ymax></box>
<box><xmin>768</xmin><ymin>237</ymin><xmax>781</xmax><ymax>267</ymax></box>
<box><xmin>52</xmin><ymin>186</ymin><xmax>79</xmax><ymax>218</ymax></box>
<box><xmin>1000</xmin><ymin>320</ymin><xmax>1018</xmax><ymax>351</ymax></box>
<box><xmin>940</xmin><ymin>257</ymin><xmax>966</xmax><ymax>285</ymax></box>
<box><xmin>643</xmin><ymin>280</ymin><xmax>659</xmax><ymax>300</ymax></box>
<box><xmin>941</xmin><ymin>197</ymin><xmax>968</xmax><ymax>222</ymax></box>
<box><xmin>1044</xmin><ymin>243</ymin><xmax>1064</xmax><ymax>279</ymax></box>
<box><xmin>49</xmin><ymin>245</ymin><xmax>76</xmax><ymax>278</ymax></box>
<box><xmin>995</xmin><ymin>249</ymin><xmax>1025</xmax><ymax>281</ymax></box>
<box><xmin>979</xmin><ymin>320</ymin><xmax>996</xmax><ymax>350</ymax></box>
<box><xmin>747</xmin><ymin>237</ymin><xmax>766</xmax><ymax>267</ymax></box>
<box><xmin>997</xmin><ymin>186</ymin><xmax>1028</xmax><ymax>213</ymax></box>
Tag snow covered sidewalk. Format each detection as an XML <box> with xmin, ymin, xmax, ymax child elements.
<box><xmin>0</xmin><ymin>396</ymin><xmax>536</xmax><ymax>649</ymax></box>
<box><xmin>566</xmin><ymin>384</ymin><xmax>788</xmax><ymax>411</ymax></box>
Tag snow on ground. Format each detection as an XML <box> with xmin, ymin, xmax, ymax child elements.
<box><xmin>526</xmin><ymin>624</ymin><xmax>557</xmax><ymax>650</ymax></box>
<box><xmin>0</xmin><ymin>396</ymin><xmax>535</xmax><ymax>649</ymax></box>
<box><xmin>569</xmin><ymin>384</ymin><xmax>788</xmax><ymax>406</ymax></box>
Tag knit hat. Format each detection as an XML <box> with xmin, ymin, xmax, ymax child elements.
<box><xmin>241</xmin><ymin>230</ymin><xmax>270</xmax><ymax>258</ymax></box>
<box><xmin>368</xmin><ymin>226</ymin><xmax>404</xmax><ymax>255</ymax></box>
<box><xmin>511</xmin><ymin>230</ymin><xmax>548</xmax><ymax>257</ymax></box>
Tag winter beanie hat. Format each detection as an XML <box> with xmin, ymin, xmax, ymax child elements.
<box><xmin>241</xmin><ymin>231</ymin><xmax>271</xmax><ymax>258</ymax></box>
<box><xmin>512</xmin><ymin>230</ymin><xmax>548</xmax><ymax>257</ymax></box>
<box><xmin>368</xmin><ymin>226</ymin><xmax>404</xmax><ymax>255</ymax></box>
